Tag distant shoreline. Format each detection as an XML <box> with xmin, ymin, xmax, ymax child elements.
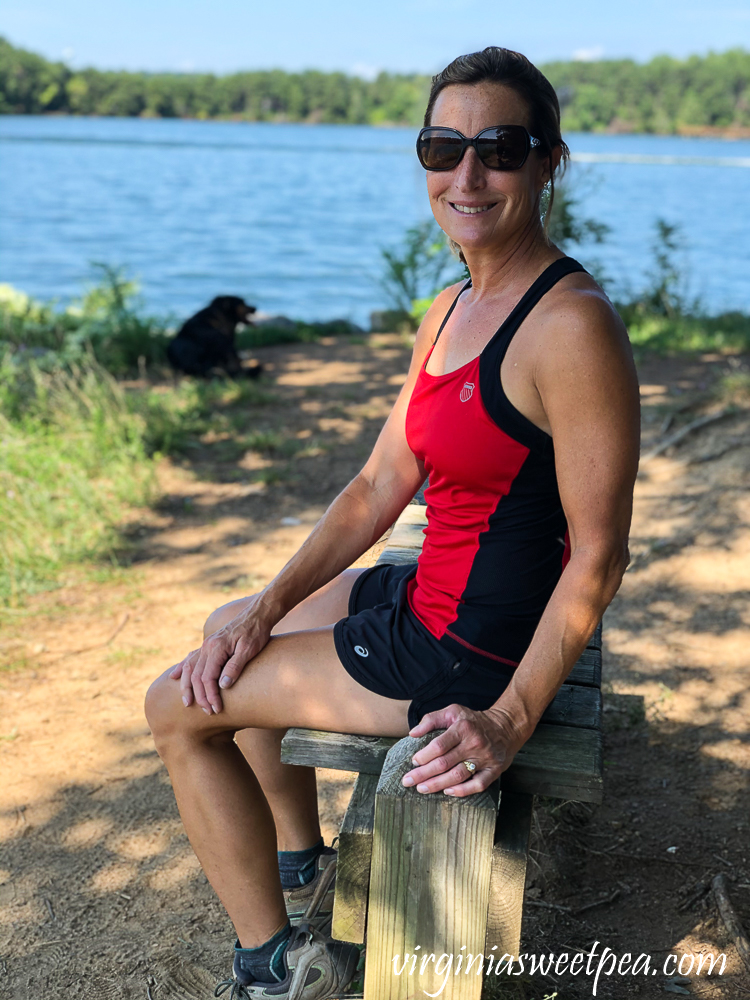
<box><xmin>3</xmin><ymin>37</ymin><xmax>749</xmax><ymax>137</ymax></box>
<box><xmin>3</xmin><ymin>112</ymin><xmax>750</xmax><ymax>141</ymax></box>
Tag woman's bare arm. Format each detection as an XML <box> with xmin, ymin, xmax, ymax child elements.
<box><xmin>407</xmin><ymin>288</ymin><xmax>640</xmax><ymax>794</ymax></box>
<box><xmin>174</xmin><ymin>284</ymin><xmax>465</xmax><ymax>714</ymax></box>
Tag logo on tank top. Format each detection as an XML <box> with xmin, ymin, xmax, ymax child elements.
<box><xmin>459</xmin><ymin>381</ymin><xmax>475</xmax><ymax>402</ymax></box>
<box><xmin>354</xmin><ymin>645</ymin><xmax>369</xmax><ymax>657</ymax></box>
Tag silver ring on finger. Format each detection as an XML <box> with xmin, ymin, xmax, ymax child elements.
<box><xmin>462</xmin><ymin>760</ymin><xmax>477</xmax><ymax>776</ymax></box>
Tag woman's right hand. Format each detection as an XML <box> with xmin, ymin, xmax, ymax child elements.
<box><xmin>168</xmin><ymin>593</ymin><xmax>278</xmax><ymax>715</ymax></box>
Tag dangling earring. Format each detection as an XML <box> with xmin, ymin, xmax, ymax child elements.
<box><xmin>540</xmin><ymin>181</ymin><xmax>552</xmax><ymax>221</ymax></box>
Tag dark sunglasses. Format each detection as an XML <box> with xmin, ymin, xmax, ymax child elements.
<box><xmin>416</xmin><ymin>124</ymin><xmax>542</xmax><ymax>172</ymax></box>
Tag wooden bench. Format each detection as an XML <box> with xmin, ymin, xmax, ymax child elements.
<box><xmin>281</xmin><ymin>503</ymin><xmax>604</xmax><ymax>999</ymax></box>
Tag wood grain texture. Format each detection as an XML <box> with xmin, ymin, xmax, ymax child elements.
<box><xmin>567</xmin><ymin>647</ymin><xmax>602</xmax><ymax>688</ymax></box>
<box><xmin>332</xmin><ymin>772</ymin><xmax>378</xmax><ymax>945</ymax></box>
<box><xmin>388</xmin><ymin>506</ymin><xmax>427</xmax><ymax>539</ymax></box>
<box><xmin>364</xmin><ymin>735</ymin><xmax>498</xmax><ymax>1000</ymax></box>
<box><xmin>282</xmin><ymin>723</ymin><xmax>603</xmax><ymax>803</ymax></box>
<box><xmin>375</xmin><ymin>547</ymin><xmax>421</xmax><ymax>567</ymax></box>
<box><xmin>280</xmin><ymin>683</ymin><xmax>599</xmax><ymax>774</ymax></box>
<box><xmin>485</xmin><ymin>792</ymin><xmax>534</xmax><ymax>959</ymax></box>
<box><xmin>541</xmin><ymin>684</ymin><xmax>601</xmax><ymax>729</ymax></box>
<box><xmin>500</xmin><ymin>724</ymin><xmax>603</xmax><ymax>803</ymax></box>
<box><xmin>280</xmin><ymin>731</ymin><xmax>392</xmax><ymax>773</ymax></box>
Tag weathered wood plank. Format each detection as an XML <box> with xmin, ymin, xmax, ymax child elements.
<box><xmin>541</xmin><ymin>684</ymin><xmax>601</xmax><ymax>730</ymax></box>
<box><xmin>376</xmin><ymin>505</ymin><xmax>426</xmax><ymax>565</ymax></box>
<box><xmin>567</xmin><ymin>647</ymin><xmax>602</xmax><ymax>689</ymax></box>
<box><xmin>364</xmin><ymin>735</ymin><xmax>497</xmax><ymax>999</ymax></box>
<box><xmin>485</xmin><ymin>791</ymin><xmax>534</xmax><ymax>958</ymax></box>
<box><xmin>400</xmin><ymin>502</ymin><xmax>428</xmax><ymax>522</ymax></box>
<box><xmin>331</xmin><ymin>772</ymin><xmax>377</xmax><ymax>945</ymax></box>
<box><xmin>385</xmin><ymin>521</ymin><xmax>426</xmax><ymax>551</ymax></box>
<box><xmin>281</xmin><ymin>731</ymin><xmax>391</xmax><ymax>773</ymax></box>
<box><xmin>375</xmin><ymin>547</ymin><xmax>421</xmax><ymax>567</ymax></box>
<box><xmin>281</xmin><ymin>684</ymin><xmax>599</xmax><ymax>780</ymax></box>
<box><xmin>282</xmin><ymin>722</ymin><xmax>602</xmax><ymax>803</ymax></box>
<box><xmin>501</xmin><ymin>724</ymin><xmax>603</xmax><ymax>803</ymax></box>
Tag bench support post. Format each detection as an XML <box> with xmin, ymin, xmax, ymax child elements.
<box><xmin>485</xmin><ymin>791</ymin><xmax>534</xmax><ymax>960</ymax></box>
<box><xmin>331</xmin><ymin>772</ymin><xmax>377</xmax><ymax>944</ymax></box>
<box><xmin>363</xmin><ymin>734</ymin><xmax>499</xmax><ymax>1000</ymax></box>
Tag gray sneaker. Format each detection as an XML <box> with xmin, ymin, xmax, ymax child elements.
<box><xmin>283</xmin><ymin>847</ymin><xmax>337</xmax><ymax>933</ymax></box>
<box><xmin>214</xmin><ymin>922</ymin><xmax>360</xmax><ymax>999</ymax></box>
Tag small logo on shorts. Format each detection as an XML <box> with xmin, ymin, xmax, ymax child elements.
<box><xmin>354</xmin><ymin>645</ymin><xmax>369</xmax><ymax>657</ymax></box>
<box><xmin>459</xmin><ymin>382</ymin><xmax>475</xmax><ymax>402</ymax></box>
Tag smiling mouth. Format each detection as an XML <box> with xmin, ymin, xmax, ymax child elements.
<box><xmin>450</xmin><ymin>202</ymin><xmax>498</xmax><ymax>215</ymax></box>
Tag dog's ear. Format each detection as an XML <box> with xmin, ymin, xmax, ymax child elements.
<box><xmin>209</xmin><ymin>296</ymin><xmax>228</xmax><ymax>310</ymax></box>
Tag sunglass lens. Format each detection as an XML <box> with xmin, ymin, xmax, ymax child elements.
<box><xmin>476</xmin><ymin>128</ymin><xmax>528</xmax><ymax>170</ymax></box>
<box><xmin>418</xmin><ymin>132</ymin><xmax>463</xmax><ymax>169</ymax></box>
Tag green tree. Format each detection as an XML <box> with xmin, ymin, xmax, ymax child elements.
<box><xmin>1</xmin><ymin>36</ymin><xmax>748</xmax><ymax>132</ymax></box>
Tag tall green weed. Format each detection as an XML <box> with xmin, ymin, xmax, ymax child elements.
<box><xmin>615</xmin><ymin>220</ymin><xmax>750</xmax><ymax>355</ymax></box>
<box><xmin>0</xmin><ymin>264</ymin><xmax>171</xmax><ymax>374</ymax></box>
<box><xmin>0</xmin><ymin>360</ymin><xmax>153</xmax><ymax>605</ymax></box>
<box><xmin>0</xmin><ymin>358</ymin><xmax>275</xmax><ymax>606</ymax></box>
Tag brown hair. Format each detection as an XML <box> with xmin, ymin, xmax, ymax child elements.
<box><xmin>424</xmin><ymin>46</ymin><xmax>569</xmax><ymax>249</ymax></box>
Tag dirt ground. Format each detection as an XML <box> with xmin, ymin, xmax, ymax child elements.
<box><xmin>0</xmin><ymin>335</ymin><xmax>748</xmax><ymax>1000</ymax></box>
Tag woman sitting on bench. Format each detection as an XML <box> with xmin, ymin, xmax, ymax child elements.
<box><xmin>145</xmin><ymin>45</ymin><xmax>640</xmax><ymax>1000</ymax></box>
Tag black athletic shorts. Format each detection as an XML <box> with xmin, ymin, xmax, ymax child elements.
<box><xmin>333</xmin><ymin>563</ymin><xmax>516</xmax><ymax>729</ymax></box>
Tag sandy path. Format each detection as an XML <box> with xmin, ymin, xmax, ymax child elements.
<box><xmin>0</xmin><ymin>339</ymin><xmax>748</xmax><ymax>999</ymax></box>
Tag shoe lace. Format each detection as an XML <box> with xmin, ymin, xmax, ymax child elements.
<box><xmin>214</xmin><ymin>977</ymin><xmax>252</xmax><ymax>999</ymax></box>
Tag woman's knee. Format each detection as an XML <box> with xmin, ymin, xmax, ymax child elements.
<box><xmin>144</xmin><ymin>670</ymin><xmax>183</xmax><ymax>749</ymax></box>
<box><xmin>144</xmin><ymin>669</ymin><xmax>216</xmax><ymax>754</ymax></box>
<box><xmin>203</xmin><ymin>595</ymin><xmax>255</xmax><ymax>639</ymax></box>
<box><xmin>144</xmin><ymin>668</ymin><xmax>239</xmax><ymax>753</ymax></box>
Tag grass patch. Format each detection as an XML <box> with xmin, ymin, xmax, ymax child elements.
<box><xmin>0</xmin><ymin>361</ymin><xmax>156</xmax><ymax>605</ymax></box>
<box><xmin>0</xmin><ymin>357</ymin><xmax>275</xmax><ymax>607</ymax></box>
<box><xmin>104</xmin><ymin>645</ymin><xmax>163</xmax><ymax>667</ymax></box>
<box><xmin>620</xmin><ymin>306</ymin><xmax>750</xmax><ymax>357</ymax></box>
<box><xmin>241</xmin><ymin>429</ymin><xmax>301</xmax><ymax>457</ymax></box>
<box><xmin>0</xmin><ymin>267</ymin><xmax>171</xmax><ymax>375</ymax></box>
<box><xmin>237</xmin><ymin>318</ymin><xmax>362</xmax><ymax>350</ymax></box>
<box><xmin>0</xmin><ymin>269</ymin><xmax>363</xmax><ymax>381</ymax></box>
<box><xmin>713</xmin><ymin>368</ymin><xmax>750</xmax><ymax>405</ymax></box>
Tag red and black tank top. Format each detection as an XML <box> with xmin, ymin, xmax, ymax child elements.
<box><xmin>404</xmin><ymin>256</ymin><xmax>586</xmax><ymax>670</ymax></box>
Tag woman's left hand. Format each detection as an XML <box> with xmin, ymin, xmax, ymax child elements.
<box><xmin>402</xmin><ymin>703</ymin><xmax>529</xmax><ymax>797</ymax></box>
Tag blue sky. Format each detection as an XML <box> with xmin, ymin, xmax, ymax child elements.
<box><xmin>2</xmin><ymin>0</ymin><xmax>749</xmax><ymax>74</ymax></box>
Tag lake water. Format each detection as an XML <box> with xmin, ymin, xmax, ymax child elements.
<box><xmin>1</xmin><ymin>116</ymin><xmax>749</xmax><ymax>326</ymax></box>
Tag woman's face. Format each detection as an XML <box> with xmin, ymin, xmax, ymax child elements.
<box><xmin>425</xmin><ymin>82</ymin><xmax>551</xmax><ymax>256</ymax></box>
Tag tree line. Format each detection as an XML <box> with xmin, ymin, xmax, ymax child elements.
<box><xmin>1</xmin><ymin>36</ymin><xmax>749</xmax><ymax>133</ymax></box>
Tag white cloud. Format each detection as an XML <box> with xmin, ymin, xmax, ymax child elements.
<box><xmin>573</xmin><ymin>45</ymin><xmax>606</xmax><ymax>62</ymax></box>
<box><xmin>350</xmin><ymin>62</ymin><xmax>381</xmax><ymax>80</ymax></box>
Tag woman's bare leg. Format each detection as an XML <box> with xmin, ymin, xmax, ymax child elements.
<box><xmin>145</xmin><ymin>598</ymin><xmax>409</xmax><ymax>948</ymax></box>
<box><xmin>233</xmin><ymin>729</ymin><xmax>321</xmax><ymax>852</ymax></box>
<box><xmin>203</xmin><ymin>568</ymin><xmax>365</xmax><ymax>851</ymax></box>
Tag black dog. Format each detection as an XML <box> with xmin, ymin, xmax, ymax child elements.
<box><xmin>167</xmin><ymin>296</ymin><xmax>261</xmax><ymax>378</ymax></box>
